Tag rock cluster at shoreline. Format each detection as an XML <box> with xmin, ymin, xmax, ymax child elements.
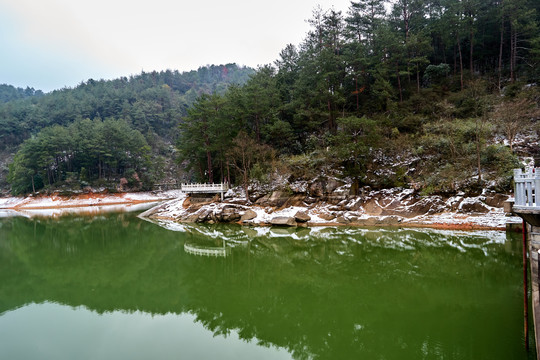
<box><xmin>141</xmin><ymin>183</ymin><xmax>520</xmax><ymax>231</ymax></box>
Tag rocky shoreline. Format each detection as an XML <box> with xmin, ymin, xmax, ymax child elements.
<box><xmin>140</xmin><ymin>183</ymin><xmax>521</xmax><ymax>231</ymax></box>
<box><xmin>0</xmin><ymin>183</ymin><xmax>522</xmax><ymax>231</ymax></box>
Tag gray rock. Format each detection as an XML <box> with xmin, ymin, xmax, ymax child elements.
<box><xmin>294</xmin><ymin>211</ymin><xmax>311</xmax><ymax>223</ymax></box>
<box><xmin>319</xmin><ymin>213</ymin><xmax>336</xmax><ymax>221</ymax></box>
<box><xmin>309</xmin><ymin>182</ymin><xmax>324</xmax><ymax>197</ymax></box>
<box><xmin>459</xmin><ymin>200</ymin><xmax>490</xmax><ymax>214</ymax></box>
<box><xmin>325</xmin><ymin>178</ymin><xmax>345</xmax><ymax>193</ymax></box>
<box><xmin>485</xmin><ymin>194</ymin><xmax>509</xmax><ymax>208</ymax></box>
<box><xmin>336</xmin><ymin>216</ymin><xmax>350</xmax><ymax>224</ymax></box>
<box><xmin>270</xmin><ymin>216</ymin><xmax>297</xmax><ymax>227</ymax></box>
<box><xmin>221</xmin><ymin>207</ymin><xmax>241</xmax><ymax>222</ymax></box>
<box><xmin>184</xmin><ymin>213</ymin><xmax>200</xmax><ymax>223</ymax></box>
<box><xmin>197</xmin><ymin>209</ymin><xmax>213</xmax><ymax>222</ymax></box>
<box><xmin>241</xmin><ymin>209</ymin><xmax>258</xmax><ymax>222</ymax></box>
<box><xmin>267</xmin><ymin>191</ymin><xmax>290</xmax><ymax>207</ymax></box>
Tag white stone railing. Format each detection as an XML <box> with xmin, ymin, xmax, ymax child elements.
<box><xmin>514</xmin><ymin>168</ymin><xmax>540</xmax><ymax>209</ymax></box>
<box><xmin>184</xmin><ymin>243</ymin><xmax>230</xmax><ymax>257</ymax></box>
<box><xmin>181</xmin><ymin>183</ymin><xmax>229</xmax><ymax>193</ymax></box>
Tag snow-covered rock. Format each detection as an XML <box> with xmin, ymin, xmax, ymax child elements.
<box><xmin>140</xmin><ymin>184</ymin><xmax>519</xmax><ymax>230</ymax></box>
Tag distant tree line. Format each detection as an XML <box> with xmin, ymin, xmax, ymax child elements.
<box><xmin>0</xmin><ymin>64</ymin><xmax>254</xmax><ymax>150</ymax></box>
<box><xmin>0</xmin><ymin>84</ymin><xmax>43</xmax><ymax>103</ymax></box>
<box><xmin>3</xmin><ymin>64</ymin><xmax>254</xmax><ymax>194</ymax></box>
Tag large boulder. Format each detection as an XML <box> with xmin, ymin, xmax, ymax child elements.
<box><xmin>336</xmin><ymin>216</ymin><xmax>350</xmax><ymax>224</ymax></box>
<box><xmin>184</xmin><ymin>213</ymin><xmax>201</xmax><ymax>223</ymax></box>
<box><xmin>485</xmin><ymin>193</ymin><xmax>509</xmax><ymax>208</ymax></box>
<box><xmin>221</xmin><ymin>206</ymin><xmax>241</xmax><ymax>222</ymax></box>
<box><xmin>363</xmin><ymin>199</ymin><xmax>383</xmax><ymax>216</ymax></box>
<box><xmin>459</xmin><ymin>198</ymin><xmax>490</xmax><ymax>214</ymax></box>
<box><xmin>282</xmin><ymin>194</ymin><xmax>307</xmax><ymax>207</ymax></box>
<box><xmin>318</xmin><ymin>212</ymin><xmax>336</xmax><ymax>221</ymax></box>
<box><xmin>325</xmin><ymin>178</ymin><xmax>345</xmax><ymax>193</ymax></box>
<box><xmin>267</xmin><ymin>191</ymin><xmax>290</xmax><ymax>207</ymax></box>
<box><xmin>270</xmin><ymin>216</ymin><xmax>297</xmax><ymax>227</ymax></box>
<box><xmin>308</xmin><ymin>182</ymin><xmax>324</xmax><ymax>197</ymax></box>
<box><xmin>294</xmin><ymin>211</ymin><xmax>311</xmax><ymax>223</ymax></box>
<box><xmin>240</xmin><ymin>209</ymin><xmax>258</xmax><ymax>222</ymax></box>
<box><xmin>406</xmin><ymin>196</ymin><xmax>447</xmax><ymax>216</ymax></box>
<box><xmin>194</xmin><ymin>208</ymin><xmax>213</xmax><ymax>222</ymax></box>
<box><xmin>254</xmin><ymin>193</ymin><xmax>271</xmax><ymax>205</ymax></box>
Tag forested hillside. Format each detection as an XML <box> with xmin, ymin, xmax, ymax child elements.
<box><xmin>0</xmin><ymin>85</ymin><xmax>44</xmax><ymax>104</ymax></box>
<box><xmin>4</xmin><ymin>0</ymin><xmax>540</xmax><ymax>196</ymax></box>
<box><xmin>1</xmin><ymin>64</ymin><xmax>254</xmax><ymax>194</ymax></box>
<box><xmin>176</xmin><ymin>0</ymin><xmax>540</xmax><ymax>197</ymax></box>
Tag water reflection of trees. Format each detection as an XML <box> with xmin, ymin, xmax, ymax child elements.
<box><xmin>0</xmin><ymin>216</ymin><xmax>525</xmax><ymax>359</ymax></box>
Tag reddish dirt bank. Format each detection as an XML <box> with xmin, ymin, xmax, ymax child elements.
<box><xmin>4</xmin><ymin>191</ymin><xmax>179</xmax><ymax>210</ymax></box>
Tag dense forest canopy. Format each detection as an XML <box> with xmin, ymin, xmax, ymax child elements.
<box><xmin>4</xmin><ymin>0</ymin><xmax>540</xmax><ymax>196</ymax></box>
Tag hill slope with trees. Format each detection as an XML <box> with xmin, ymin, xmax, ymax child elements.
<box><xmin>175</xmin><ymin>0</ymin><xmax>540</xmax><ymax>197</ymax></box>
<box><xmin>3</xmin><ymin>0</ymin><xmax>540</xmax><ymax>197</ymax></box>
<box><xmin>1</xmin><ymin>64</ymin><xmax>254</xmax><ymax>194</ymax></box>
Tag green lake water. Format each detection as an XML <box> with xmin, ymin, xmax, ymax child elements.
<box><xmin>0</xmin><ymin>211</ymin><xmax>535</xmax><ymax>359</ymax></box>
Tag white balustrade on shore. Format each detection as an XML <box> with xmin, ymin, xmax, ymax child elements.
<box><xmin>514</xmin><ymin>168</ymin><xmax>540</xmax><ymax>210</ymax></box>
<box><xmin>180</xmin><ymin>183</ymin><xmax>229</xmax><ymax>193</ymax></box>
<box><xmin>181</xmin><ymin>182</ymin><xmax>229</xmax><ymax>200</ymax></box>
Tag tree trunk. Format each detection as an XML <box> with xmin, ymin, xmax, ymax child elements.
<box><xmin>355</xmin><ymin>76</ymin><xmax>359</xmax><ymax>111</ymax></box>
<box><xmin>457</xmin><ymin>32</ymin><xmax>464</xmax><ymax>90</ymax></box>
<box><xmin>220</xmin><ymin>157</ymin><xmax>224</xmax><ymax>183</ymax></box>
<box><xmin>206</xmin><ymin>149</ymin><xmax>213</xmax><ymax>183</ymax></box>
<box><xmin>227</xmin><ymin>160</ymin><xmax>230</xmax><ymax>186</ymax></box>
<box><xmin>416</xmin><ymin>63</ymin><xmax>420</xmax><ymax>93</ymax></box>
<box><xmin>510</xmin><ymin>26</ymin><xmax>515</xmax><ymax>82</ymax></box>
<box><xmin>255</xmin><ymin>113</ymin><xmax>260</xmax><ymax>143</ymax></box>
<box><xmin>396</xmin><ymin>62</ymin><xmax>403</xmax><ymax>103</ymax></box>
<box><xmin>498</xmin><ymin>11</ymin><xmax>504</xmax><ymax>91</ymax></box>
<box><xmin>204</xmin><ymin>129</ymin><xmax>213</xmax><ymax>183</ymax></box>
<box><xmin>244</xmin><ymin>175</ymin><xmax>249</xmax><ymax>201</ymax></box>
<box><xmin>198</xmin><ymin>163</ymin><xmax>204</xmax><ymax>181</ymax></box>
<box><xmin>402</xmin><ymin>1</ymin><xmax>410</xmax><ymax>42</ymax></box>
<box><xmin>512</xmin><ymin>29</ymin><xmax>517</xmax><ymax>81</ymax></box>
<box><xmin>443</xmin><ymin>42</ymin><xmax>447</xmax><ymax>65</ymax></box>
<box><xmin>476</xmin><ymin>137</ymin><xmax>482</xmax><ymax>182</ymax></box>
<box><xmin>327</xmin><ymin>100</ymin><xmax>335</xmax><ymax>132</ymax></box>
<box><xmin>469</xmin><ymin>28</ymin><xmax>474</xmax><ymax>76</ymax></box>
<box><xmin>476</xmin><ymin>118</ymin><xmax>483</xmax><ymax>183</ymax></box>
<box><xmin>453</xmin><ymin>44</ymin><xmax>457</xmax><ymax>75</ymax></box>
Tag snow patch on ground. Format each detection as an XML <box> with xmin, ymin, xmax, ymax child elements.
<box><xmin>10</xmin><ymin>202</ymin><xmax>160</xmax><ymax>218</ymax></box>
<box><xmin>146</xmin><ymin>186</ymin><xmax>521</xmax><ymax>231</ymax></box>
<box><xmin>0</xmin><ymin>190</ymin><xmax>183</xmax><ymax>217</ymax></box>
<box><xmin>0</xmin><ymin>190</ymin><xmax>180</xmax><ymax>209</ymax></box>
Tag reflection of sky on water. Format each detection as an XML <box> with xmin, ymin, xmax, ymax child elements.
<box><xmin>0</xmin><ymin>209</ymin><xmax>27</xmax><ymax>218</ymax></box>
<box><xmin>0</xmin><ymin>202</ymin><xmax>159</xmax><ymax>218</ymax></box>
<box><xmin>0</xmin><ymin>302</ymin><xmax>292</xmax><ymax>360</ymax></box>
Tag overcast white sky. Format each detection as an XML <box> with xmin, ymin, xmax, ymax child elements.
<box><xmin>0</xmin><ymin>0</ymin><xmax>352</xmax><ymax>92</ymax></box>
